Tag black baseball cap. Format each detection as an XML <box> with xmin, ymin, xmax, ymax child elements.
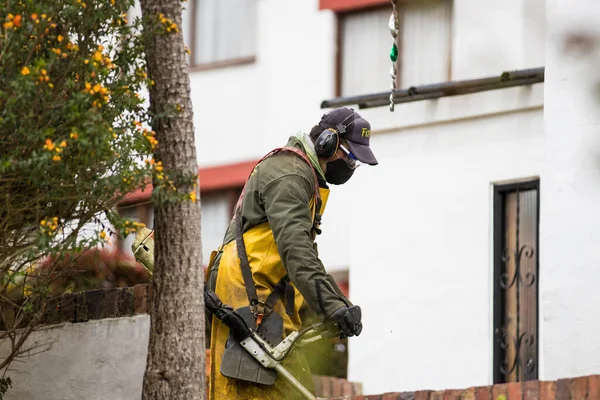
<box><xmin>319</xmin><ymin>107</ymin><xmax>378</xmax><ymax>166</ymax></box>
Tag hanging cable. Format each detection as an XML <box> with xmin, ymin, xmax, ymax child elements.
<box><xmin>388</xmin><ymin>0</ymin><xmax>399</xmax><ymax>112</ymax></box>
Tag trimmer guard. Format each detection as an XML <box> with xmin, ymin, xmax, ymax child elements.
<box><xmin>220</xmin><ymin>306</ymin><xmax>283</xmax><ymax>385</ymax></box>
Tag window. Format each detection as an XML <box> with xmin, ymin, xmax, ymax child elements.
<box><xmin>200</xmin><ymin>191</ymin><xmax>238</xmax><ymax>266</ymax></box>
<box><xmin>338</xmin><ymin>0</ymin><xmax>452</xmax><ymax>97</ymax></box>
<box><xmin>182</xmin><ymin>0</ymin><xmax>257</xmax><ymax>68</ymax></box>
<box><xmin>493</xmin><ymin>179</ymin><xmax>539</xmax><ymax>383</ymax></box>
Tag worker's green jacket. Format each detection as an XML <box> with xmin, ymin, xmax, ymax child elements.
<box><xmin>206</xmin><ymin>133</ymin><xmax>351</xmax><ymax>333</ymax></box>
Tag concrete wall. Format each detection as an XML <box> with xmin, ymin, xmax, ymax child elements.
<box><xmin>2</xmin><ymin>316</ymin><xmax>150</xmax><ymax>400</ymax></box>
<box><xmin>540</xmin><ymin>0</ymin><xmax>600</xmax><ymax>382</ymax></box>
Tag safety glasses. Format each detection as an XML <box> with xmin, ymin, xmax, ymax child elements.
<box><xmin>339</xmin><ymin>144</ymin><xmax>361</xmax><ymax>169</ymax></box>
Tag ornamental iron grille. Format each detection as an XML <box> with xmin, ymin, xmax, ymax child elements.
<box><xmin>493</xmin><ymin>180</ymin><xmax>539</xmax><ymax>383</ymax></box>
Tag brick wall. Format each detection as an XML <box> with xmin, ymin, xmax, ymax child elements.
<box><xmin>314</xmin><ymin>375</ymin><xmax>363</xmax><ymax>397</ymax></box>
<box><xmin>0</xmin><ymin>284</ymin><xmax>153</xmax><ymax>330</ymax></box>
<box><xmin>324</xmin><ymin>375</ymin><xmax>600</xmax><ymax>400</ymax></box>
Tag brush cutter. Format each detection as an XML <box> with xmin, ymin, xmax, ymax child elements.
<box><xmin>205</xmin><ymin>289</ymin><xmax>361</xmax><ymax>400</ymax></box>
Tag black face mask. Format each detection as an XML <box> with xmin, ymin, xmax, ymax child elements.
<box><xmin>325</xmin><ymin>159</ymin><xmax>355</xmax><ymax>185</ymax></box>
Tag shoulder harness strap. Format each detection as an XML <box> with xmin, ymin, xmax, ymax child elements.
<box><xmin>233</xmin><ymin>147</ymin><xmax>321</xmax><ymax>323</ymax></box>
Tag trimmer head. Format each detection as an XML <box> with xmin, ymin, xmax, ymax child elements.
<box><xmin>132</xmin><ymin>227</ymin><xmax>155</xmax><ymax>274</ymax></box>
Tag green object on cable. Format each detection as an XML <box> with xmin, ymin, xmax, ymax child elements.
<box><xmin>390</xmin><ymin>43</ymin><xmax>398</xmax><ymax>62</ymax></box>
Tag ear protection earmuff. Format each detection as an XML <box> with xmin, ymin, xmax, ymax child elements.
<box><xmin>315</xmin><ymin>128</ymin><xmax>340</xmax><ymax>159</ymax></box>
<box><xmin>315</xmin><ymin>111</ymin><xmax>356</xmax><ymax>159</ymax></box>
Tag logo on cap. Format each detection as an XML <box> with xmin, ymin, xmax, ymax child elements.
<box><xmin>361</xmin><ymin>128</ymin><xmax>371</xmax><ymax>138</ymax></box>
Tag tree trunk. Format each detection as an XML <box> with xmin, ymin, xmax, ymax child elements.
<box><xmin>139</xmin><ymin>0</ymin><xmax>205</xmax><ymax>399</ymax></box>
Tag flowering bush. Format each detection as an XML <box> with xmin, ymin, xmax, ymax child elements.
<box><xmin>0</xmin><ymin>0</ymin><xmax>155</xmax><ymax>289</ymax></box>
<box><xmin>0</xmin><ymin>0</ymin><xmax>201</xmax><ymax>383</ymax></box>
<box><xmin>0</xmin><ymin>0</ymin><xmax>171</xmax><ymax>379</ymax></box>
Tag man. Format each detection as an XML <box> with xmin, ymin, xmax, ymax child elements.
<box><xmin>206</xmin><ymin>107</ymin><xmax>378</xmax><ymax>399</ymax></box>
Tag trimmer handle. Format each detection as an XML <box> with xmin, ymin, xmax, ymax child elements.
<box><xmin>300</xmin><ymin>305</ymin><xmax>363</xmax><ymax>344</ymax></box>
<box><xmin>347</xmin><ymin>305</ymin><xmax>362</xmax><ymax>336</ymax></box>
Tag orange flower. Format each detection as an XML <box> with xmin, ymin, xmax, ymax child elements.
<box><xmin>70</xmin><ymin>132</ymin><xmax>78</xmax><ymax>139</ymax></box>
<box><xmin>52</xmin><ymin>155</ymin><xmax>61</xmax><ymax>161</ymax></box>
<box><xmin>44</xmin><ymin>138</ymin><xmax>55</xmax><ymax>151</ymax></box>
<box><xmin>30</xmin><ymin>13</ymin><xmax>38</xmax><ymax>21</ymax></box>
<box><xmin>57</xmin><ymin>34</ymin><xmax>64</xmax><ymax>42</ymax></box>
<box><xmin>13</xmin><ymin>15</ymin><xmax>22</xmax><ymax>27</ymax></box>
<box><xmin>21</xmin><ymin>66</ymin><xmax>30</xmax><ymax>75</ymax></box>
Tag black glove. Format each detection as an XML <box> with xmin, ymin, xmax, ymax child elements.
<box><xmin>326</xmin><ymin>305</ymin><xmax>362</xmax><ymax>338</ymax></box>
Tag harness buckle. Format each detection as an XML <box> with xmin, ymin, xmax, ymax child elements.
<box><xmin>251</xmin><ymin>300</ymin><xmax>271</xmax><ymax>326</ymax></box>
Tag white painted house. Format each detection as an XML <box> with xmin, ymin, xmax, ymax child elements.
<box><xmin>119</xmin><ymin>0</ymin><xmax>600</xmax><ymax>396</ymax></box>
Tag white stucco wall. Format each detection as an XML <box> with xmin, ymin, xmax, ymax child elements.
<box><xmin>540</xmin><ymin>0</ymin><xmax>600</xmax><ymax>382</ymax></box>
<box><xmin>1</xmin><ymin>317</ymin><xmax>150</xmax><ymax>400</ymax></box>
<box><xmin>345</xmin><ymin>108</ymin><xmax>545</xmax><ymax>394</ymax></box>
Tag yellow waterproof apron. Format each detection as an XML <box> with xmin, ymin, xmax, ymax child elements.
<box><xmin>208</xmin><ymin>147</ymin><xmax>329</xmax><ymax>400</ymax></box>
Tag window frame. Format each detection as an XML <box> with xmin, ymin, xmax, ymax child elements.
<box><xmin>492</xmin><ymin>178</ymin><xmax>540</xmax><ymax>384</ymax></box>
<box><xmin>185</xmin><ymin>0</ymin><xmax>257</xmax><ymax>71</ymax></box>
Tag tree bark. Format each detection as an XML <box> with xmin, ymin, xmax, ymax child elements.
<box><xmin>139</xmin><ymin>0</ymin><xmax>205</xmax><ymax>399</ymax></box>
